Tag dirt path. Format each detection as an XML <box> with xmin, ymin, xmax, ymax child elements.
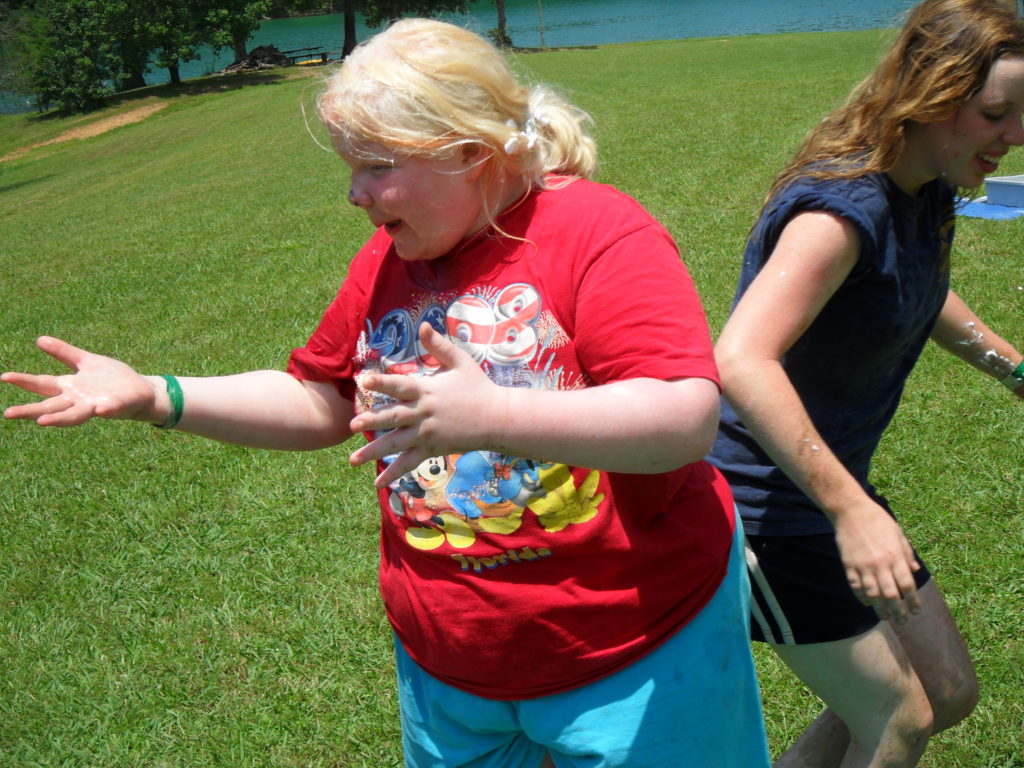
<box><xmin>1</xmin><ymin>101</ymin><xmax>168</xmax><ymax>163</ymax></box>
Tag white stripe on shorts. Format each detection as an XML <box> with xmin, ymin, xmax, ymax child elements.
<box><xmin>744</xmin><ymin>538</ymin><xmax>796</xmax><ymax>645</ymax></box>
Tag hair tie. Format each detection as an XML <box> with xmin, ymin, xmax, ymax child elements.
<box><xmin>523</xmin><ymin>106</ymin><xmax>549</xmax><ymax>150</ymax></box>
<box><xmin>504</xmin><ymin>109</ymin><xmax>548</xmax><ymax>157</ymax></box>
<box><xmin>503</xmin><ymin>119</ymin><xmax>525</xmax><ymax>155</ymax></box>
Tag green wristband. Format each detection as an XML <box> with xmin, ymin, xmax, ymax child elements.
<box><xmin>157</xmin><ymin>374</ymin><xmax>184</xmax><ymax>429</ymax></box>
<box><xmin>1000</xmin><ymin>360</ymin><xmax>1024</xmax><ymax>392</ymax></box>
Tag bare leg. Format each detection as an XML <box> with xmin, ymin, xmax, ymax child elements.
<box><xmin>540</xmin><ymin>753</ymin><xmax>556</xmax><ymax>768</ymax></box>
<box><xmin>773</xmin><ymin>709</ymin><xmax>848</xmax><ymax>768</ymax></box>
<box><xmin>773</xmin><ymin>621</ymin><xmax>931</xmax><ymax>768</ymax></box>
<box><xmin>772</xmin><ymin>582</ymin><xmax>977</xmax><ymax>768</ymax></box>
<box><xmin>890</xmin><ymin>581</ymin><xmax>978</xmax><ymax>731</ymax></box>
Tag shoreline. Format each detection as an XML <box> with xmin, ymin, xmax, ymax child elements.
<box><xmin>0</xmin><ymin>26</ymin><xmax>893</xmax><ymax>118</ymax></box>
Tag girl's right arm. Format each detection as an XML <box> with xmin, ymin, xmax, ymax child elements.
<box><xmin>2</xmin><ymin>336</ymin><xmax>354</xmax><ymax>451</ymax></box>
<box><xmin>714</xmin><ymin>211</ymin><xmax>922</xmax><ymax>624</ymax></box>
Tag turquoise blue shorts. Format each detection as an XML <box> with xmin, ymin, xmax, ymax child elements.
<box><xmin>393</xmin><ymin>515</ymin><xmax>770</xmax><ymax>767</ymax></box>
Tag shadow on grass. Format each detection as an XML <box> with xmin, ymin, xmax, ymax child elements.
<box><xmin>0</xmin><ymin>174</ymin><xmax>57</xmax><ymax>195</ymax></box>
<box><xmin>23</xmin><ymin>70</ymin><xmax>294</xmax><ymax>124</ymax></box>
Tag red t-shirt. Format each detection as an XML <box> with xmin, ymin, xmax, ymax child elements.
<box><xmin>288</xmin><ymin>178</ymin><xmax>735</xmax><ymax>699</ymax></box>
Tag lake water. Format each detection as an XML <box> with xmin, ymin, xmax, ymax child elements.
<box><xmin>3</xmin><ymin>0</ymin><xmax>922</xmax><ymax>114</ymax></box>
<box><xmin>197</xmin><ymin>0</ymin><xmax>923</xmax><ymax>76</ymax></box>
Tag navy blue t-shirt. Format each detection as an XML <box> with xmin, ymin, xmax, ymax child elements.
<box><xmin>709</xmin><ymin>172</ymin><xmax>955</xmax><ymax>535</ymax></box>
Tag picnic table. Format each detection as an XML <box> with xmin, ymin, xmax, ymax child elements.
<box><xmin>281</xmin><ymin>47</ymin><xmax>338</xmax><ymax>65</ymax></box>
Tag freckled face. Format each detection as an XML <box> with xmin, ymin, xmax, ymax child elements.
<box><xmin>335</xmin><ymin>138</ymin><xmax>490</xmax><ymax>262</ymax></box>
<box><xmin>915</xmin><ymin>55</ymin><xmax>1024</xmax><ymax>189</ymax></box>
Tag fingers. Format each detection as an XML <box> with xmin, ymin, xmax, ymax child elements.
<box><xmin>418</xmin><ymin>322</ymin><xmax>472</xmax><ymax>369</ymax></box>
<box><xmin>375</xmin><ymin>448</ymin><xmax>429</xmax><ymax>489</ymax></box>
<box><xmin>3</xmin><ymin>393</ymin><xmax>94</xmax><ymax>426</ymax></box>
<box><xmin>349</xmin><ymin>423</ymin><xmax>405</xmax><ymax>466</ymax></box>
<box><xmin>2</xmin><ymin>338</ymin><xmax>89</xmax><ymax>422</ymax></box>
<box><xmin>356</xmin><ymin>326</ymin><xmax>469</xmax><ymax>402</ymax></box>
<box><xmin>356</xmin><ymin>373</ymin><xmax>423</xmax><ymax>406</ymax></box>
<box><xmin>837</xmin><ymin>511</ymin><xmax>924</xmax><ymax>625</ymax></box>
<box><xmin>0</xmin><ymin>371</ymin><xmax>63</xmax><ymax>398</ymax></box>
<box><xmin>350</xmin><ymin>326</ymin><xmax>487</xmax><ymax>483</ymax></box>
<box><xmin>34</xmin><ymin>401</ymin><xmax>99</xmax><ymax>427</ymax></box>
<box><xmin>1</xmin><ymin>371</ymin><xmax>72</xmax><ymax>422</ymax></box>
<box><xmin>348</xmin><ymin>427</ymin><xmax>427</xmax><ymax>489</ymax></box>
<box><xmin>349</xmin><ymin>396</ymin><xmax>418</xmax><ymax>435</ymax></box>
<box><xmin>896</xmin><ymin>538</ymin><xmax>923</xmax><ymax>617</ymax></box>
<box><xmin>35</xmin><ymin>336</ymin><xmax>89</xmax><ymax>370</ymax></box>
<box><xmin>3</xmin><ymin>398</ymin><xmax>57</xmax><ymax>421</ymax></box>
<box><xmin>848</xmin><ymin>556</ymin><xmax>921</xmax><ymax>624</ymax></box>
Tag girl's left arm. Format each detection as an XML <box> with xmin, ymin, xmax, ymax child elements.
<box><xmin>348</xmin><ymin>323</ymin><xmax>720</xmax><ymax>488</ymax></box>
<box><xmin>930</xmin><ymin>290</ymin><xmax>1024</xmax><ymax>400</ymax></box>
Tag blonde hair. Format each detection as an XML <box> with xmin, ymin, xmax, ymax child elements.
<box><xmin>767</xmin><ymin>0</ymin><xmax>1024</xmax><ymax>202</ymax></box>
<box><xmin>317</xmin><ymin>18</ymin><xmax>598</xmax><ymax>195</ymax></box>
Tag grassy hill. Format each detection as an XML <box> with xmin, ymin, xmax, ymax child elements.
<box><xmin>1</xmin><ymin>29</ymin><xmax>1022</xmax><ymax>766</ymax></box>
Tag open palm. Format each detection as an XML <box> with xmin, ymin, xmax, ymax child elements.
<box><xmin>2</xmin><ymin>336</ymin><xmax>156</xmax><ymax>427</ymax></box>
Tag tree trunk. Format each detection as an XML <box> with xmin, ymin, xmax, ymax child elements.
<box><xmin>537</xmin><ymin>0</ymin><xmax>545</xmax><ymax>48</ymax></box>
<box><xmin>496</xmin><ymin>0</ymin><xmax>506</xmax><ymax>35</ymax></box>
<box><xmin>168</xmin><ymin>61</ymin><xmax>181</xmax><ymax>85</ymax></box>
<box><xmin>494</xmin><ymin>0</ymin><xmax>510</xmax><ymax>47</ymax></box>
<box><xmin>233</xmin><ymin>34</ymin><xmax>248</xmax><ymax>62</ymax></box>
<box><xmin>121</xmin><ymin>66</ymin><xmax>147</xmax><ymax>91</ymax></box>
<box><xmin>343</xmin><ymin>0</ymin><xmax>358</xmax><ymax>57</ymax></box>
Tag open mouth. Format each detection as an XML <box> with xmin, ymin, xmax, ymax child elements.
<box><xmin>384</xmin><ymin>219</ymin><xmax>402</xmax><ymax>233</ymax></box>
<box><xmin>978</xmin><ymin>153</ymin><xmax>1000</xmax><ymax>174</ymax></box>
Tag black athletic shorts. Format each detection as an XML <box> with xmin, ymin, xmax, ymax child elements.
<box><xmin>744</xmin><ymin>532</ymin><xmax>932</xmax><ymax>645</ymax></box>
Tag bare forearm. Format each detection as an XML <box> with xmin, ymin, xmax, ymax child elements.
<box><xmin>149</xmin><ymin>371</ymin><xmax>353</xmax><ymax>450</ymax></box>
<box><xmin>931</xmin><ymin>290</ymin><xmax>1022</xmax><ymax>378</ymax></box>
<box><xmin>492</xmin><ymin>377</ymin><xmax>720</xmax><ymax>474</ymax></box>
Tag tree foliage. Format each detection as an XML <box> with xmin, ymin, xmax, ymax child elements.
<box><xmin>1</xmin><ymin>0</ymin><xmax>486</xmax><ymax>114</ymax></box>
<box><xmin>29</xmin><ymin>0</ymin><xmax>121</xmax><ymax>112</ymax></box>
<box><xmin>1</xmin><ymin>0</ymin><xmax>274</xmax><ymax>111</ymax></box>
<box><xmin>206</xmin><ymin>0</ymin><xmax>273</xmax><ymax>61</ymax></box>
<box><xmin>358</xmin><ymin>0</ymin><xmax>472</xmax><ymax>28</ymax></box>
<box><xmin>0</xmin><ymin>2</ymin><xmax>47</xmax><ymax>95</ymax></box>
<box><xmin>148</xmin><ymin>0</ymin><xmax>220</xmax><ymax>86</ymax></box>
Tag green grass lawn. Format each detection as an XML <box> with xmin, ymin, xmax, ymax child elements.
<box><xmin>1</xmin><ymin>28</ymin><xmax>1022</xmax><ymax>767</ymax></box>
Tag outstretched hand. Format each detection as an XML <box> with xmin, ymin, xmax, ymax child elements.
<box><xmin>2</xmin><ymin>336</ymin><xmax>158</xmax><ymax>427</ymax></box>
<box><xmin>834</xmin><ymin>503</ymin><xmax>922</xmax><ymax>625</ymax></box>
<box><xmin>349</xmin><ymin>323</ymin><xmax>506</xmax><ymax>488</ymax></box>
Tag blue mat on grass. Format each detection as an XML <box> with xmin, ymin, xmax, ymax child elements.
<box><xmin>956</xmin><ymin>196</ymin><xmax>1024</xmax><ymax>220</ymax></box>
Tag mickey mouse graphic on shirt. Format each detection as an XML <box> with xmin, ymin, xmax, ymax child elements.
<box><xmin>358</xmin><ymin>281</ymin><xmax>605</xmax><ymax>551</ymax></box>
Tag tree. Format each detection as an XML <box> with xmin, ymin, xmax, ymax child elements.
<box><xmin>30</xmin><ymin>0</ymin><xmax>121</xmax><ymax>112</ymax></box>
<box><xmin>104</xmin><ymin>0</ymin><xmax>153</xmax><ymax>91</ymax></box>
<box><xmin>147</xmin><ymin>0</ymin><xmax>212</xmax><ymax>85</ymax></box>
<box><xmin>206</xmin><ymin>0</ymin><xmax>272</xmax><ymax>61</ymax></box>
